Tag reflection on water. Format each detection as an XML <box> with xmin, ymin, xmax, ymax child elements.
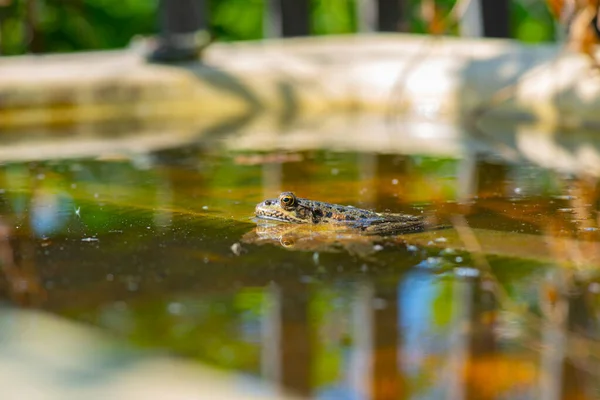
<box><xmin>1</xmin><ymin>143</ymin><xmax>600</xmax><ymax>399</ymax></box>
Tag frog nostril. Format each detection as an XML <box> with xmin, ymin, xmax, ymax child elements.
<box><xmin>264</xmin><ymin>200</ymin><xmax>272</xmax><ymax>205</ymax></box>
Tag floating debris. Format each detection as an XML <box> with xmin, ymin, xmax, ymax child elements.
<box><xmin>234</xmin><ymin>152</ymin><xmax>303</xmax><ymax>165</ymax></box>
<box><xmin>81</xmin><ymin>237</ymin><xmax>99</xmax><ymax>242</ymax></box>
<box><xmin>230</xmin><ymin>242</ymin><xmax>243</xmax><ymax>256</ymax></box>
<box><xmin>428</xmin><ymin>257</ymin><xmax>445</xmax><ymax>269</ymax></box>
<box><xmin>454</xmin><ymin>267</ymin><xmax>479</xmax><ymax>277</ymax></box>
<box><xmin>167</xmin><ymin>302</ymin><xmax>185</xmax><ymax>315</ymax></box>
<box><xmin>589</xmin><ymin>282</ymin><xmax>600</xmax><ymax>294</ymax></box>
<box><xmin>426</xmin><ymin>257</ymin><xmax>441</xmax><ymax>266</ymax></box>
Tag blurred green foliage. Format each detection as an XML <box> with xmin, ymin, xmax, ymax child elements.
<box><xmin>0</xmin><ymin>0</ymin><xmax>558</xmax><ymax>55</ymax></box>
<box><xmin>512</xmin><ymin>0</ymin><xmax>556</xmax><ymax>42</ymax></box>
<box><xmin>0</xmin><ymin>0</ymin><xmax>157</xmax><ymax>54</ymax></box>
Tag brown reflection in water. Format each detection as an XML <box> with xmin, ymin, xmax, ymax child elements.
<box><xmin>279</xmin><ymin>153</ymin><xmax>317</xmax><ymax>195</ymax></box>
<box><xmin>453</xmin><ymin>158</ymin><xmax>531</xmax><ymax>229</ymax></box>
<box><xmin>262</xmin><ymin>162</ymin><xmax>283</xmax><ymax>201</ymax></box>
<box><xmin>563</xmin><ymin>290</ymin><xmax>595</xmax><ymax>400</ymax></box>
<box><xmin>371</xmin><ymin>283</ymin><xmax>403</xmax><ymax>400</ymax></box>
<box><xmin>470</xmin><ymin>278</ymin><xmax>500</xmax><ymax>356</ymax></box>
<box><xmin>538</xmin><ymin>270</ymin><xmax>600</xmax><ymax>400</ymax></box>
<box><xmin>475</xmin><ymin>161</ymin><xmax>510</xmax><ymax>200</ymax></box>
<box><xmin>374</xmin><ymin>155</ymin><xmax>514</xmax><ymax>222</ymax></box>
<box><xmin>279</xmin><ymin>281</ymin><xmax>312</xmax><ymax>397</ymax></box>
<box><xmin>463</xmin><ymin>161</ymin><xmax>600</xmax><ymax>243</ymax></box>
<box><xmin>357</xmin><ymin>153</ymin><xmax>377</xmax><ymax>208</ymax></box>
<box><xmin>252</xmin><ymin>151</ymin><xmax>318</xmax><ymax>202</ymax></box>
<box><xmin>373</xmin><ymin>155</ymin><xmax>410</xmax><ymax>209</ymax></box>
<box><xmin>563</xmin><ymin>175</ymin><xmax>600</xmax><ymax>244</ymax></box>
<box><xmin>0</xmin><ymin>171</ymin><xmax>51</xmax><ymax>308</ymax></box>
<box><xmin>0</xmin><ymin>219</ymin><xmax>46</xmax><ymax>308</ymax></box>
<box><xmin>154</xmin><ymin>146</ymin><xmax>209</xmax><ymax>209</ymax></box>
<box><xmin>255</xmin><ymin>153</ymin><xmax>417</xmax><ymax>210</ymax></box>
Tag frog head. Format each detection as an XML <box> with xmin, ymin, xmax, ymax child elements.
<box><xmin>255</xmin><ymin>192</ymin><xmax>314</xmax><ymax>223</ymax></box>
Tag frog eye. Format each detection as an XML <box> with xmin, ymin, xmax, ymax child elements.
<box><xmin>280</xmin><ymin>237</ymin><xmax>296</xmax><ymax>247</ymax></box>
<box><xmin>279</xmin><ymin>193</ymin><xmax>297</xmax><ymax>208</ymax></box>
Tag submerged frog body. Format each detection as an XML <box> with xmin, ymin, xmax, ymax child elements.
<box><xmin>254</xmin><ymin>192</ymin><xmax>425</xmax><ymax>235</ymax></box>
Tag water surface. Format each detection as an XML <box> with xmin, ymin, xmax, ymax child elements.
<box><xmin>0</xmin><ymin>129</ymin><xmax>599</xmax><ymax>399</ymax></box>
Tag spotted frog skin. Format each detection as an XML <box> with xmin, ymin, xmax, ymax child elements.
<box><xmin>254</xmin><ymin>192</ymin><xmax>425</xmax><ymax>235</ymax></box>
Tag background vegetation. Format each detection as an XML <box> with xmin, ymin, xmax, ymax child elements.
<box><xmin>0</xmin><ymin>0</ymin><xmax>557</xmax><ymax>55</ymax></box>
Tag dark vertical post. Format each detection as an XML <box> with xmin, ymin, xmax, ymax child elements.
<box><xmin>26</xmin><ymin>0</ymin><xmax>43</xmax><ymax>53</ymax></box>
<box><xmin>159</xmin><ymin>0</ymin><xmax>207</xmax><ymax>37</ymax></box>
<box><xmin>280</xmin><ymin>0</ymin><xmax>310</xmax><ymax>37</ymax></box>
<box><xmin>150</xmin><ymin>0</ymin><xmax>209</xmax><ymax>62</ymax></box>
<box><xmin>376</xmin><ymin>0</ymin><xmax>407</xmax><ymax>32</ymax></box>
<box><xmin>481</xmin><ymin>0</ymin><xmax>510</xmax><ymax>38</ymax></box>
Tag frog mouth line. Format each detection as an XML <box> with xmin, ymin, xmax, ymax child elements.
<box><xmin>255</xmin><ymin>209</ymin><xmax>306</xmax><ymax>223</ymax></box>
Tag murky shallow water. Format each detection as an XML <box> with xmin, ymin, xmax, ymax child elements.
<box><xmin>1</xmin><ymin>137</ymin><xmax>600</xmax><ymax>399</ymax></box>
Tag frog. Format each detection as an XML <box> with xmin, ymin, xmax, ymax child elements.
<box><xmin>254</xmin><ymin>191</ymin><xmax>425</xmax><ymax>236</ymax></box>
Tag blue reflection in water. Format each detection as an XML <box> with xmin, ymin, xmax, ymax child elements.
<box><xmin>318</xmin><ymin>384</ymin><xmax>360</xmax><ymax>400</ymax></box>
<box><xmin>316</xmin><ymin>342</ymin><xmax>363</xmax><ymax>400</ymax></box>
<box><xmin>31</xmin><ymin>190</ymin><xmax>74</xmax><ymax>237</ymax></box>
<box><xmin>400</xmin><ymin>269</ymin><xmax>448</xmax><ymax>399</ymax></box>
<box><xmin>400</xmin><ymin>270</ymin><xmax>436</xmax><ymax>369</ymax></box>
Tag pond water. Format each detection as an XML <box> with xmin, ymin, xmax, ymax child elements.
<box><xmin>1</xmin><ymin>123</ymin><xmax>600</xmax><ymax>399</ymax></box>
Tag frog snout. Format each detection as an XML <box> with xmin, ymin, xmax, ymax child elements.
<box><xmin>255</xmin><ymin>201</ymin><xmax>267</xmax><ymax>214</ymax></box>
